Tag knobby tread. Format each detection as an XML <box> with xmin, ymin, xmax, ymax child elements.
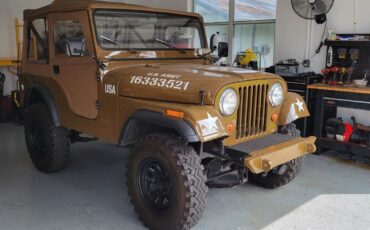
<box><xmin>25</xmin><ymin>103</ymin><xmax>70</xmax><ymax>173</ymax></box>
<box><xmin>126</xmin><ymin>133</ymin><xmax>208</xmax><ymax>230</ymax></box>
<box><xmin>248</xmin><ymin>123</ymin><xmax>303</xmax><ymax>189</ymax></box>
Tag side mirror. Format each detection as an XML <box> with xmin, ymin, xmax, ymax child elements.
<box><xmin>218</xmin><ymin>42</ymin><xmax>228</xmax><ymax>58</ymax></box>
<box><xmin>210</xmin><ymin>33</ymin><xmax>217</xmax><ymax>52</ymax></box>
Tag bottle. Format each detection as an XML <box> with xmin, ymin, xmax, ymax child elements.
<box><xmin>327</xmin><ymin>46</ymin><xmax>333</xmax><ymax>67</ymax></box>
<box><xmin>327</xmin><ymin>26</ymin><xmax>336</xmax><ymax>41</ymax></box>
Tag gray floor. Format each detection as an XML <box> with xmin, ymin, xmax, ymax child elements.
<box><xmin>0</xmin><ymin>123</ymin><xmax>369</xmax><ymax>230</ymax></box>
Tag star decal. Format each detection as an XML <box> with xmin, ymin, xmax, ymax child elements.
<box><xmin>198</xmin><ymin>113</ymin><xmax>220</xmax><ymax>136</ymax></box>
<box><xmin>202</xmin><ymin>113</ymin><xmax>219</xmax><ymax>131</ymax></box>
<box><xmin>295</xmin><ymin>98</ymin><xmax>304</xmax><ymax>112</ymax></box>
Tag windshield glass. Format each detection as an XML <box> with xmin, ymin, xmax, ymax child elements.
<box><xmin>94</xmin><ymin>10</ymin><xmax>205</xmax><ymax>50</ymax></box>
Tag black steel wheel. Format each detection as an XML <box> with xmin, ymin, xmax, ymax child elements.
<box><xmin>127</xmin><ymin>133</ymin><xmax>208</xmax><ymax>230</ymax></box>
<box><xmin>25</xmin><ymin>103</ymin><xmax>70</xmax><ymax>173</ymax></box>
<box><xmin>138</xmin><ymin>158</ymin><xmax>173</xmax><ymax>213</ymax></box>
<box><xmin>248</xmin><ymin>123</ymin><xmax>303</xmax><ymax>189</ymax></box>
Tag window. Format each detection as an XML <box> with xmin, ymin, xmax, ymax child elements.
<box><xmin>54</xmin><ymin>20</ymin><xmax>86</xmax><ymax>56</ymax></box>
<box><xmin>234</xmin><ymin>23</ymin><xmax>275</xmax><ymax>67</ymax></box>
<box><xmin>194</xmin><ymin>0</ymin><xmax>229</xmax><ymax>23</ymax></box>
<box><xmin>204</xmin><ymin>25</ymin><xmax>228</xmax><ymax>41</ymax></box>
<box><xmin>27</xmin><ymin>18</ymin><xmax>48</xmax><ymax>62</ymax></box>
<box><xmin>235</xmin><ymin>0</ymin><xmax>276</xmax><ymax>21</ymax></box>
<box><xmin>194</xmin><ymin>0</ymin><xmax>276</xmax><ymax>68</ymax></box>
<box><xmin>94</xmin><ymin>10</ymin><xmax>205</xmax><ymax>50</ymax></box>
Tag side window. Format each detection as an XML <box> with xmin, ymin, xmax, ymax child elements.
<box><xmin>54</xmin><ymin>20</ymin><xmax>86</xmax><ymax>57</ymax></box>
<box><xmin>27</xmin><ymin>18</ymin><xmax>48</xmax><ymax>63</ymax></box>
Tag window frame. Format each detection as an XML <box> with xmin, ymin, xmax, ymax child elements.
<box><xmin>27</xmin><ymin>17</ymin><xmax>49</xmax><ymax>64</ymax></box>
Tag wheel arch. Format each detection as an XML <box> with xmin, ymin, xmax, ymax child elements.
<box><xmin>24</xmin><ymin>84</ymin><xmax>60</xmax><ymax>126</ymax></box>
<box><xmin>118</xmin><ymin>110</ymin><xmax>200</xmax><ymax>146</ymax></box>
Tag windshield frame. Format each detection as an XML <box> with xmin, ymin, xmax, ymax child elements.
<box><xmin>92</xmin><ymin>9</ymin><xmax>207</xmax><ymax>52</ymax></box>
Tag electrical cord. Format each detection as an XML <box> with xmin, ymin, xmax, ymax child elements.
<box><xmin>310</xmin><ymin>20</ymin><xmax>328</xmax><ymax>59</ymax></box>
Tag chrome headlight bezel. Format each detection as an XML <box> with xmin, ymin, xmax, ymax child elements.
<box><xmin>219</xmin><ymin>88</ymin><xmax>238</xmax><ymax>116</ymax></box>
<box><xmin>268</xmin><ymin>83</ymin><xmax>284</xmax><ymax>107</ymax></box>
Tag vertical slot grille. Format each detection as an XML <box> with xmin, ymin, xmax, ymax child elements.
<box><xmin>236</xmin><ymin>83</ymin><xmax>269</xmax><ymax>139</ymax></box>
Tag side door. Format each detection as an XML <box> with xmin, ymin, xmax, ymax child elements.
<box><xmin>49</xmin><ymin>11</ymin><xmax>98</xmax><ymax>119</ymax></box>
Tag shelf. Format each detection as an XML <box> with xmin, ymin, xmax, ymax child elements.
<box><xmin>308</xmin><ymin>84</ymin><xmax>370</xmax><ymax>95</ymax></box>
<box><xmin>318</xmin><ymin>138</ymin><xmax>370</xmax><ymax>156</ymax></box>
<box><xmin>325</xmin><ymin>40</ymin><xmax>370</xmax><ymax>47</ymax></box>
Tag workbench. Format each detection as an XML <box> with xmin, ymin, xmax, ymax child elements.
<box><xmin>308</xmin><ymin>84</ymin><xmax>370</xmax><ymax>156</ymax></box>
<box><xmin>0</xmin><ymin>58</ymin><xmax>20</xmax><ymax>67</ymax></box>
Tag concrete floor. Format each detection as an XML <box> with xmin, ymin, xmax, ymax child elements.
<box><xmin>0</xmin><ymin>123</ymin><xmax>369</xmax><ymax>230</ymax></box>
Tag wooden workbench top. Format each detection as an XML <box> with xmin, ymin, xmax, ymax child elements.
<box><xmin>0</xmin><ymin>58</ymin><xmax>19</xmax><ymax>67</ymax></box>
<box><xmin>308</xmin><ymin>83</ymin><xmax>370</xmax><ymax>95</ymax></box>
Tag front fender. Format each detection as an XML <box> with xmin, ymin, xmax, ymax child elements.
<box><xmin>278</xmin><ymin>92</ymin><xmax>310</xmax><ymax>126</ymax></box>
<box><xmin>24</xmin><ymin>84</ymin><xmax>60</xmax><ymax>126</ymax></box>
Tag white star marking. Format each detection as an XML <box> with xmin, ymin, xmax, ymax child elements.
<box><xmin>202</xmin><ymin>113</ymin><xmax>219</xmax><ymax>131</ymax></box>
<box><xmin>198</xmin><ymin>113</ymin><xmax>220</xmax><ymax>136</ymax></box>
<box><xmin>295</xmin><ymin>99</ymin><xmax>304</xmax><ymax>112</ymax></box>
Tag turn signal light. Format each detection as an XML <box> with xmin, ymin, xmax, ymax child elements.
<box><xmin>226</xmin><ymin>122</ymin><xmax>234</xmax><ymax>132</ymax></box>
<box><xmin>271</xmin><ymin>113</ymin><xmax>279</xmax><ymax>123</ymax></box>
<box><xmin>165</xmin><ymin>110</ymin><xmax>184</xmax><ymax>119</ymax></box>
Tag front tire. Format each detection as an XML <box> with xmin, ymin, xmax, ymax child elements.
<box><xmin>127</xmin><ymin>134</ymin><xmax>208</xmax><ymax>230</ymax></box>
<box><xmin>248</xmin><ymin>123</ymin><xmax>303</xmax><ymax>189</ymax></box>
<box><xmin>25</xmin><ymin>103</ymin><xmax>70</xmax><ymax>173</ymax></box>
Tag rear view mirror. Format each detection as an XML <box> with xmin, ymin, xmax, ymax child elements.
<box><xmin>218</xmin><ymin>42</ymin><xmax>228</xmax><ymax>58</ymax></box>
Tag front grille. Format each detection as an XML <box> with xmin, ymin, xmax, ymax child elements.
<box><xmin>236</xmin><ymin>83</ymin><xmax>269</xmax><ymax>139</ymax></box>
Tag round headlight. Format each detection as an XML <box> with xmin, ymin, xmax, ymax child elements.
<box><xmin>269</xmin><ymin>83</ymin><xmax>284</xmax><ymax>107</ymax></box>
<box><xmin>219</xmin><ymin>88</ymin><xmax>238</xmax><ymax>116</ymax></box>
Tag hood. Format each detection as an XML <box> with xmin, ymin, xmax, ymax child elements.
<box><xmin>106</xmin><ymin>63</ymin><xmax>281</xmax><ymax>105</ymax></box>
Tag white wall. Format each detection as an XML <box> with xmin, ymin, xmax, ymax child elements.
<box><xmin>0</xmin><ymin>0</ymin><xmax>188</xmax><ymax>96</ymax></box>
<box><xmin>275</xmin><ymin>0</ymin><xmax>370</xmax><ymax>73</ymax></box>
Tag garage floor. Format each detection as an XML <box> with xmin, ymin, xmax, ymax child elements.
<box><xmin>0</xmin><ymin>123</ymin><xmax>369</xmax><ymax>230</ymax></box>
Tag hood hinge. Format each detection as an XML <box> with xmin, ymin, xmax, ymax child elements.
<box><xmin>96</xmin><ymin>100</ymin><xmax>101</xmax><ymax>110</ymax></box>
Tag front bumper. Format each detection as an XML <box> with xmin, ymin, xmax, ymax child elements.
<box><xmin>226</xmin><ymin>134</ymin><xmax>316</xmax><ymax>174</ymax></box>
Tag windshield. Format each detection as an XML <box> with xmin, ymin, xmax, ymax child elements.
<box><xmin>94</xmin><ymin>10</ymin><xmax>205</xmax><ymax>51</ymax></box>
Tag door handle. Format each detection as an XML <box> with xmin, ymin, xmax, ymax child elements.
<box><xmin>53</xmin><ymin>65</ymin><xmax>60</xmax><ymax>74</ymax></box>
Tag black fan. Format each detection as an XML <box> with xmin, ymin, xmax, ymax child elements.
<box><xmin>291</xmin><ymin>0</ymin><xmax>334</xmax><ymax>24</ymax></box>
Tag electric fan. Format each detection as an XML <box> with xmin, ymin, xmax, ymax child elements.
<box><xmin>291</xmin><ymin>0</ymin><xmax>335</xmax><ymax>24</ymax></box>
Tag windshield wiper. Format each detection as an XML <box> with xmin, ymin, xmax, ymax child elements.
<box><xmin>99</xmin><ymin>35</ymin><xmax>123</xmax><ymax>46</ymax></box>
<box><xmin>99</xmin><ymin>35</ymin><xmax>138</xmax><ymax>54</ymax></box>
<box><xmin>155</xmin><ymin>38</ymin><xmax>186</xmax><ymax>54</ymax></box>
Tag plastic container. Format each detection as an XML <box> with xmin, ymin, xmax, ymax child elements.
<box><xmin>353</xmin><ymin>79</ymin><xmax>368</xmax><ymax>88</ymax></box>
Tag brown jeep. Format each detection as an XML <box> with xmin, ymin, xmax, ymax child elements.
<box><xmin>20</xmin><ymin>1</ymin><xmax>316</xmax><ymax>229</ymax></box>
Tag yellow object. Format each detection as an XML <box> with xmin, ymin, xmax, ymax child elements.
<box><xmin>244</xmin><ymin>136</ymin><xmax>317</xmax><ymax>173</ymax></box>
<box><xmin>239</xmin><ymin>48</ymin><xmax>257</xmax><ymax>66</ymax></box>
<box><xmin>0</xmin><ymin>18</ymin><xmax>23</xmax><ymax>67</ymax></box>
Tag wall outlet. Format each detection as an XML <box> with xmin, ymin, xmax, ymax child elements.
<box><xmin>303</xmin><ymin>59</ymin><xmax>310</xmax><ymax>68</ymax></box>
<box><xmin>260</xmin><ymin>44</ymin><xmax>270</xmax><ymax>55</ymax></box>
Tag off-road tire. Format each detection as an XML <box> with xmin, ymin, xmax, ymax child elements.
<box><xmin>280</xmin><ymin>123</ymin><xmax>301</xmax><ymax>137</ymax></box>
<box><xmin>25</xmin><ymin>103</ymin><xmax>70</xmax><ymax>173</ymax></box>
<box><xmin>248</xmin><ymin>123</ymin><xmax>303</xmax><ymax>189</ymax></box>
<box><xmin>127</xmin><ymin>133</ymin><xmax>208</xmax><ymax>230</ymax></box>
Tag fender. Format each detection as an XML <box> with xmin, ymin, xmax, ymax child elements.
<box><xmin>24</xmin><ymin>84</ymin><xmax>60</xmax><ymax>126</ymax></box>
<box><xmin>278</xmin><ymin>92</ymin><xmax>310</xmax><ymax>126</ymax></box>
<box><xmin>118</xmin><ymin>110</ymin><xmax>200</xmax><ymax>146</ymax></box>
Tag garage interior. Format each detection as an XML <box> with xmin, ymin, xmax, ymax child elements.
<box><xmin>0</xmin><ymin>0</ymin><xmax>370</xmax><ymax>230</ymax></box>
